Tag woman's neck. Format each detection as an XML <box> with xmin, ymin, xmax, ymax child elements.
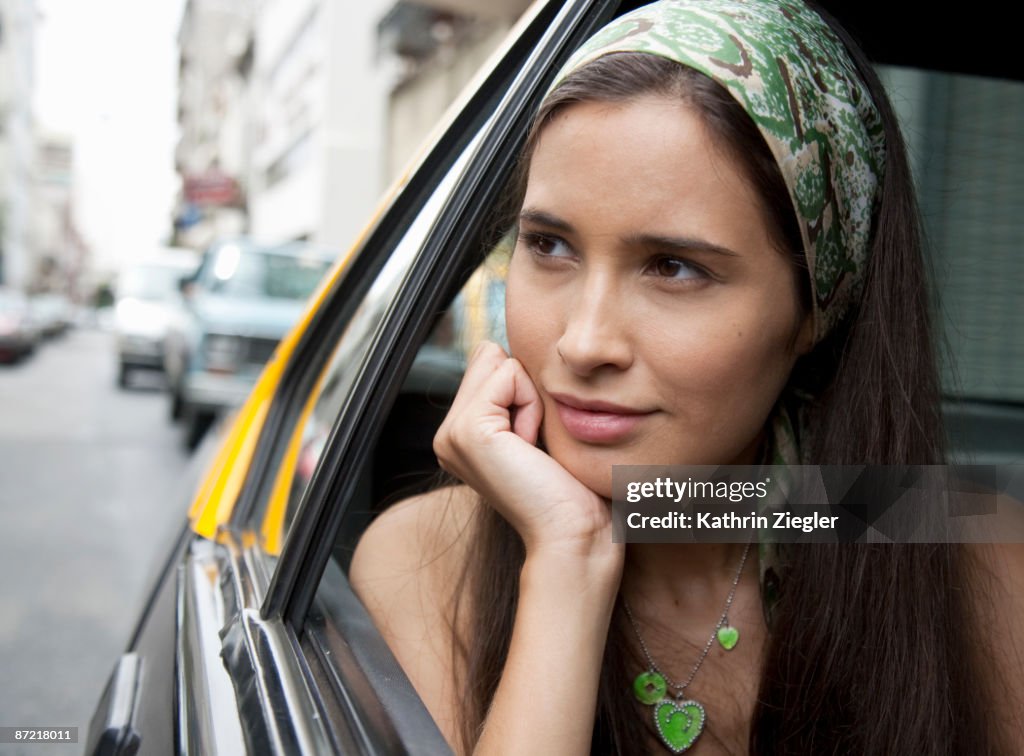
<box><xmin>621</xmin><ymin>542</ymin><xmax>756</xmax><ymax>613</ymax></box>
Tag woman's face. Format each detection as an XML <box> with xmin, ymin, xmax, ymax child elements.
<box><xmin>506</xmin><ymin>96</ymin><xmax>812</xmax><ymax>498</ymax></box>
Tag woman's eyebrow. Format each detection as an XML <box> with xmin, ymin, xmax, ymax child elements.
<box><xmin>627</xmin><ymin>232</ymin><xmax>740</xmax><ymax>258</ymax></box>
<box><xmin>518</xmin><ymin>208</ymin><xmax>574</xmax><ymax>233</ymax></box>
<box><xmin>518</xmin><ymin>210</ymin><xmax>740</xmax><ymax>258</ymax></box>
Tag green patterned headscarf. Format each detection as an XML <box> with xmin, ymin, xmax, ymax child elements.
<box><xmin>548</xmin><ymin>0</ymin><xmax>886</xmax><ymax>619</ymax></box>
<box><xmin>550</xmin><ymin>0</ymin><xmax>885</xmax><ymax>345</ymax></box>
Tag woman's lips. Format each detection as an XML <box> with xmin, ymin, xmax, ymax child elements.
<box><xmin>548</xmin><ymin>392</ymin><xmax>655</xmax><ymax>444</ymax></box>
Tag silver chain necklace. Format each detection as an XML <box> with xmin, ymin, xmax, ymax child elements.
<box><xmin>622</xmin><ymin>542</ymin><xmax>752</xmax><ymax>754</ymax></box>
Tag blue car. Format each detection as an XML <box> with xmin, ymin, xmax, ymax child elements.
<box><xmin>163</xmin><ymin>237</ymin><xmax>335</xmax><ymax>449</ymax></box>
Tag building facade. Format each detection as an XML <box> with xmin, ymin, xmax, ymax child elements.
<box><xmin>0</xmin><ymin>0</ymin><xmax>36</xmax><ymax>288</ymax></box>
<box><xmin>173</xmin><ymin>0</ymin><xmax>531</xmax><ymax>257</ymax></box>
<box><xmin>174</xmin><ymin>0</ymin><xmax>253</xmax><ymax>250</ymax></box>
<box><xmin>30</xmin><ymin>132</ymin><xmax>85</xmax><ymax>296</ymax></box>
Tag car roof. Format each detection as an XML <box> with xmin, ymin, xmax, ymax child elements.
<box><xmin>816</xmin><ymin>2</ymin><xmax>1020</xmax><ymax>82</ymax></box>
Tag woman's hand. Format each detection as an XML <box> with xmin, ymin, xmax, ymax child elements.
<box><xmin>434</xmin><ymin>341</ymin><xmax>619</xmax><ymax>562</ymax></box>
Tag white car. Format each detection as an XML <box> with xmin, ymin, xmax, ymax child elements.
<box><xmin>0</xmin><ymin>288</ymin><xmax>40</xmax><ymax>362</ymax></box>
<box><xmin>114</xmin><ymin>249</ymin><xmax>199</xmax><ymax>387</ymax></box>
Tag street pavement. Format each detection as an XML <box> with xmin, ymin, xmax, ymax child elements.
<box><xmin>0</xmin><ymin>327</ymin><xmax>199</xmax><ymax>752</ymax></box>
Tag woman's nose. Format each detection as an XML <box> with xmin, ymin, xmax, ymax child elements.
<box><xmin>556</xmin><ymin>277</ymin><xmax>633</xmax><ymax>376</ymax></box>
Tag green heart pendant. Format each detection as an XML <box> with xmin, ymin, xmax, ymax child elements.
<box><xmin>654</xmin><ymin>699</ymin><xmax>705</xmax><ymax>753</ymax></box>
<box><xmin>717</xmin><ymin>624</ymin><xmax>739</xmax><ymax>650</ymax></box>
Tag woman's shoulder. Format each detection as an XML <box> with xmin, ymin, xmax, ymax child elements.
<box><xmin>351</xmin><ymin>484</ymin><xmax>479</xmax><ymax>590</ymax></box>
<box><xmin>349</xmin><ymin>484</ymin><xmax>480</xmax><ymax>746</ymax></box>
<box><xmin>352</xmin><ymin>481</ymin><xmax>477</xmax><ymax>569</ymax></box>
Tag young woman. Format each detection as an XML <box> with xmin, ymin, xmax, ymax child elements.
<box><xmin>351</xmin><ymin>1</ymin><xmax>1024</xmax><ymax>753</ymax></box>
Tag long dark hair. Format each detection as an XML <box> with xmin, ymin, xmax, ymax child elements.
<box><xmin>449</xmin><ymin>12</ymin><xmax>1005</xmax><ymax>755</ymax></box>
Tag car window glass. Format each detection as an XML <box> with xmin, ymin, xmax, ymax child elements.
<box><xmin>250</xmin><ymin>128</ymin><xmax>490</xmax><ymax>555</ymax></box>
<box><xmin>880</xmin><ymin>65</ymin><xmax>1024</xmax><ymax>461</ymax></box>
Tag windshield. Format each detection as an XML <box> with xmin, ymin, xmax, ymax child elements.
<box><xmin>120</xmin><ymin>264</ymin><xmax>193</xmax><ymax>301</ymax></box>
<box><xmin>200</xmin><ymin>246</ymin><xmax>332</xmax><ymax>300</ymax></box>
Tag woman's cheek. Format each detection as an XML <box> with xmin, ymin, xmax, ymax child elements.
<box><xmin>505</xmin><ymin>259</ymin><xmax>555</xmax><ymax>372</ymax></box>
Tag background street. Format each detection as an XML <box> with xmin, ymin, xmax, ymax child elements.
<box><xmin>0</xmin><ymin>327</ymin><xmax>202</xmax><ymax>748</ymax></box>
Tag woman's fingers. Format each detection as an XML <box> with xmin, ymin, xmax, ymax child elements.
<box><xmin>434</xmin><ymin>343</ymin><xmax>545</xmax><ymax>490</ymax></box>
<box><xmin>451</xmin><ymin>343</ymin><xmax>542</xmax><ymax>442</ymax></box>
<box><xmin>451</xmin><ymin>341</ymin><xmax>508</xmax><ymax>410</ymax></box>
<box><xmin>434</xmin><ymin>341</ymin><xmax>615</xmax><ymax>554</ymax></box>
<box><xmin>438</xmin><ymin>357</ymin><xmax>516</xmax><ymax>460</ymax></box>
<box><xmin>509</xmin><ymin>361</ymin><xmax>543</xmax><ymax>445</ymax></box>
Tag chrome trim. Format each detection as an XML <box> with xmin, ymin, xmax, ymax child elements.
<box><xmin>176</xmin><ymin>539</ymin><xmax>247</xmax><ymax>755</ymax></box>
<box><xmin>218</xmin><ymin>535</ymin><xmax>334</xmax><ymax>755</ymax></box>
<box><xmin>242</xmin><ymin>536</ymin><xmax>274</xmax><ymax>602</ymax></box>
<box><xmin>84</xmin><ymin>653</ymin><xmax>143</xmax><ymax>755</ymax></box>
<box><xmin>177</xmin><ymin>531</ymin><xmax>334</xmax><ymax>754</ymax></box>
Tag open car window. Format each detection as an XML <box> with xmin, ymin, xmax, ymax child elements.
<box><xmin>334</xmin><ymin>238</ymin><xmax>511</xmax><ymax>568</ymax></box>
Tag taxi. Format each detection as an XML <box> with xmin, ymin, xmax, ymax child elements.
<box><xmin>85</xmin><ymin>1</ymin><xmax>1023</xmax><ymax>753</ymax></box>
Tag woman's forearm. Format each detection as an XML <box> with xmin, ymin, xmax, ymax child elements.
<box><xmin>473</xmin><ymin>546</ymin><xmax>622</xmax><ymax>755</ymax></box>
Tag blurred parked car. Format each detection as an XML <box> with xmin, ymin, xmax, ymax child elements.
<box><xmin>163</xmin><ymin>237</ymin><xmax>335</xmax><ymax>449</ymax></box>
<box><xmin>29</xmin><ymin>292</ymin><xmax>73</xmax><ymax>339</ymax></box>
<box><xmin>86</xmin><ymin>2</ymin><xmax>1023</xmax><ymax>754</ymax></box>
<box><xmin>114</xmin><ymin>249</ymin><xmax>200</xmax><ymax>387</ymax></box>
<box><xmin>0</xmin><ymin>288</ymin><xmax>40</xmax><ymax>363</ymax></box>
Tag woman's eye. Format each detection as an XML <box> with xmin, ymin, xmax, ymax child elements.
<box><xmin>519</xmin><ymin>232</ymin><xmax>573</xmax><ymax>259</ymax></box>
<box><xmin>649</xmin><ymin>256</ymin><xmax>707</xmax><ymax>281</ymax></box>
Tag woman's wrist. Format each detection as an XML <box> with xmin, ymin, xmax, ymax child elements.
<box><xmin>472</xmin><ymin>541</ymin><xmax>622</xmax><ymax>755</ymax></box>
<box><xmin>520</xmin><ymin>541</ymin><xmax>624</xmax><ymax>609</ymax></box>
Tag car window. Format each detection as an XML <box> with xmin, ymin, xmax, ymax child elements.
<box><xmin>880</xmin><ymin>65</ymin><xmax>1024</xmax><ymax>462</ymax></box>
